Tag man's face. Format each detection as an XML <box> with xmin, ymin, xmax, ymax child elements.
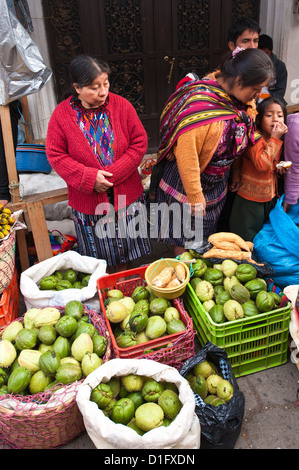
<box><xmin>228</xmin><ymin>28</ymin><xmax>259</xmax><ymax>51</ymax></box>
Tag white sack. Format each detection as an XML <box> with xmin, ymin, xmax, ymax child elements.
<box><xmin>20</xmin><ymin>251</ymin><xmax>107</xmax><ymax>311</ymax></box>
<box><xmin>76</xmin><ymin>358</ymin><xmax>201</xmax><ymax>449</ymax></box>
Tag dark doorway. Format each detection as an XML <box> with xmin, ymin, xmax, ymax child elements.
<box><xmin>43</xmin><ymin>0</ymin><xmax>260</xmax><ymax>152</ymax></box>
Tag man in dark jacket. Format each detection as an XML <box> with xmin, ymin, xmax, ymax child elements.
<box><xmin>259</xmin><ymin>34</ymin><xmax>288</xmax><ymax>104</ymax></box>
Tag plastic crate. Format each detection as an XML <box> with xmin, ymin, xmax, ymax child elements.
<box><xmin>97</xmin><ymin>265</ymin><xmax>196</xmax><ymax>368</ymax></box>
<box><xmin>0</xmin><ymin>268</ymin><xmax>19</xmax><ymax>330</ymax></box>
<box><xmin>182</xmin><ymin>283</ymin><xmax>291</xmax><ymax>377</ymax></box>
<box><xmin>15</xmin><ymin>144</ymin><xmax>52</xmax><ymax>174</ymax></box>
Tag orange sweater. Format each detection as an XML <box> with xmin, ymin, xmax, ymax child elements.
<box><xmin>173</xmin><ymin>122</ymin><xmax>224</xmax><ymax>205</ymax></box>
<box><xmin>236</xmin><ymin>135</ymin><xmax>283</xmax><ymax>203</ymax></box>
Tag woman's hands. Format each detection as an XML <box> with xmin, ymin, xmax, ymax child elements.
<box><xmin>94</xmin><ymin>170</ymin><xmax>113</xmax><ymax>193</ymax></box>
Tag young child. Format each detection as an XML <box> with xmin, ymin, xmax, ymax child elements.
<box><xmin>229</xmin><ymin>97</ymin><xmax>288</xmax><ymax>241</ymax></box>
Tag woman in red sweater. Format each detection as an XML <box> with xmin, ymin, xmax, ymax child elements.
<box><xmin>46</xmin><ymin>55</ymin><xmax>151</xmax><ymax>271</ymax></box>
<box><xmin>230</xmin><ymin>97</ymin><xmax>288</xmax><ymax>241</ymax></box>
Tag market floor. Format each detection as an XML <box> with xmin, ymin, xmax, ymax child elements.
<box><xmin>6</xmin><ymin>241</ymin><xmax>299</xmax><ymax>450</ymax></box>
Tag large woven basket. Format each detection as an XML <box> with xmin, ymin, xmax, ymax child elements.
<box><xmin>0</xmin><ymin>305</ymin><xmax>111</xmax><ymax>449</ymax></box>
<box><xmin>0</xmin><ymin>231</ymin><xmax>16</xmax><ymax>295</ymax></box>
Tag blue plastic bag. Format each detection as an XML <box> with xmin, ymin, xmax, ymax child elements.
<box><xmin>253</xmin><ymin>197</ymin><xmax>299</xmax><ymax>289</ymax></box>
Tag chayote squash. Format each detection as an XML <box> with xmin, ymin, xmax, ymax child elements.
<box><xmin>18</xmin><ymin>349</ymin><xmax>42</xmax><ymax>373</ymax></box>
<box><xmin>192</xmin><ymin>259</ymin><xmax>208</xmax><ymax>278</ymax></box>
<box><xmin>29</xmin><ymin>370</ymin><xmax>52</xmax><ymax>394</ymax></box>
<box><xmin>71</xmin><ymin>333</ymin><xmax>93</xmax><ymax>361</ymax></box>
<box><xmin>55</xmin><ymin>315</ymin><xmax>78</xmax><ymax>338</ymax></box>
<box><xmin>39</xmin><ymin>276</ymin><xmax>58</xmax><ymax>290</ymax></box>
<box><xmin>53</xmin><ymin>336</ymin><xmax>71</xmax><ymax>359</ymax></box>
<box><xmin>92</xmin><ymin>334</ymin><xmax>107</xmax><ymax>357</ymax></box>
<box><xmin>90</xmin><ymin>383</ymin><xmax>112</xmax><ymax>409</ymax></box>
<box><xmin>39</xmin><ymin>350</ymin><xmax>61</xmax><ymax>377</ymax></box>
<box><xmin>34</xmin><ymin>307</ymin><xmax>61</xmax><ymax>328</ymax></box>
<box><xmin>55</xmin><ymin>363</ymin><xmax>82</xmax><ymax>385</ymax></box>
<box><xmin>229</xmin><ymin>284</ymin><xmax>251</xmax><ymax>304</ymax></box>
<box><xmin>37</xmin><ymin>325</ymin><xmax>57</xmax><ymax>345</ymax></box>
<box><xmin>245</xmin><ymin>278</ymin><xmax>267</xmax><ymax>300</ymax></box>
<box><xmin>255</xmin><ymin>291</ymin><xmax>275</xmax><ymax>313</ymax></box>
<box><xmin>208</xmin><ymin>305</ymin><xmax>225</xmax><ymax>324</ymax></box>
<box><xmin>129</xmin><ymin>311</ymin><xmax>148</xmax><ymax>333</ymax></box>
<box><xmin>7</xmin><ymin>366</ymin><xmax>31</xmax><ymax>394</ymax></box>
<box><xmin>235</xmin><ymin>264</ymin><xmax>257</xmax><ymax>283</ymax></box>
<box><xmin>2</xmin><ymin>321</ymin><xmax>23</xmax><ymax>343</ymax></box>
<box><xmin>15</xmin><ymin>329</ymin><xmax>37</xmax><ymax>351</ymax></box>
<box><xmin>242</xmin><ymin>301</ymin><xmax>260</xmax><ymax>318</ymax></box>
<box><xmin>204</xmin><ymin>268</ymin><xmax>224</xmax><ymax>286</ymax></box>
<box><xmin>112</xmin><ymin>398</ymin><xmax>135</xmax><ymax>425</ymax></box>
<box><xmin>116</xmin><ymin>333</ymin><xmax>137</xmax><ymax>349</ymax></box>
<box><xmin>0</xmin><ymin>340</ymin><xmax>17</xmax><ymax>368</ymax></box>
<box><xmin>131</xmin><ymin>286</ymin><xmax>149</xmax><ymax>303</ymax></box>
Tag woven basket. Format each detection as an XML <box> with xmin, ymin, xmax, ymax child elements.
<box><xmin>0</xmin><ymin>231</ymin><xmax>16</xmax><ymax>295</ymax></box>
<box><xmin>0</xmin><ymin>305</ymin><xmax>112</xmax><ymax>449</ymax></box>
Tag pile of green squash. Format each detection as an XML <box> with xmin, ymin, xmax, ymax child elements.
<box><xmin>0</xmin><ymin>301</ymin><xmax>107</xmax><ymax>397</ymax></box>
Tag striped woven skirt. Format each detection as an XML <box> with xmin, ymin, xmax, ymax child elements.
<box><xmin>72</xmin><ymin>193</ymin><xmax>152</xmax><ymax>267</ymax></box>
<box><xmin>156</xmin><ymin>161</ymin><xmax>229</xmax><ymax>246</ymax></box>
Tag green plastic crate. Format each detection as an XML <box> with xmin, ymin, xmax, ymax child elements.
<box><xmin>182</xmin><ymin>283</ymin><xmax>291</xmax><ymax>377</ymax></box>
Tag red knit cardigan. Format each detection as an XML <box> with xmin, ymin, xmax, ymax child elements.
<box><xmin>46</xmin><ymin>93</ymin><xmax>148</xmax><ymax>214</ymax></box>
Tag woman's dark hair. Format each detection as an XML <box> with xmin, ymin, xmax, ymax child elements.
<box><xmin>218</xmin><ymin>48</ymin><xmax>273</xmax><ymax>89</ymax></box>
<box><xmin>256</xmin><ymin>97</ymin><xmax>287</xmax><ymax>128</ymax></box>
<box><xmin>60</xmin><ymin>54</ymin><xmax>111</xmax><ymax>100</ymax></box>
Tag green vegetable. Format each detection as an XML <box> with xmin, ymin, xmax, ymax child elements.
<box><xmin>90</xmin><ymin>383</ymin><xmax>112</xmax><ymax>409</ymax></box>
<box><xmin>55</xmin><ymin>315</ymin><xmax>78</xmax><ymax>338</ymax></box>
<box><xmin>29</xmin><ymin>370</ymin><xmax>52</xmax><ymax>394</ymax></box>
<box><xmin>39</xmin><ymin>350</ymin><xmax>61</xmax><ymax>377</ymax></box>
<box><xmin>63</xmin><ymin>269</ymin><xmax>77</xmax><ymax>284</ymax></box>
<box><xmin>204</xmin><ymin>268</ymin><xmax>224</xmax><ymax>286</ymax></box>
<box><xmin>55</xmin><ymin>363</ymin><xmax>82</xmax><ymax>385</ymax></box>
<box><xmin>244</xmin><ymin>278</ymin><xmax>267</xmax><ymax>299</ymax></box>
<box><xmin>15</xmin><ymin>329</ymin><xmax>37</xmax><ymax>351</ymax></box>
<box><xmin>37</xmin><ymin>325</ymin><xmax>57</xmax><ymax>345</ymax></box>
<box><xmin>7</xmin><ymin>366</ymin><xmax>31</xmax><ymax>394</ymax></box>
<box><xmin>56</xmin><ymin>280</ymin><xmax>72</xmax><ymax>290</ymax></box>
<box><xmin>53</xmin><ymin>336</ymin><xmax>71</xmax><ymax>359</ymax></box>
<box><xmin>235</xmin><ymin>264</ymin><xmax>257</xmax><ymax>283</ymax></box>
<box><xmin>64</xmin><ymin>300</ymin><xmax>84</xmax><ymax>320</ymax></box>
<box><xmin>208</xmin><ymin>305</ymin><xmax>225</xmax><ymax>324</ymax></box>
<box><xmin>39</xmin><ymin>276</ymin><xmax>58</xmax><ymax>290</ymax></box>
<box><xmin>112</xmin><ymin>398</ymin><xmax>135</xmax><ymax>425</ymax></box>
<box><xmin>255</xmin><ymin>291</ymin><xmax>275</xmax><ymax>313</ymax></box>
<box><xmin>92</xmin><ymin>335</ymin><xmax>107</xmax><ymax>357</ymax></box>
<box><xmin>192</xmin><ymin>259</ymin><xmax>207</xmax><ymax>278</ymax></box>
<box><xmin>131</xmin><ymin>286</ymin><xmax>149</xmax><ymax>303</ymax></box>
<box><xmin>166</xmin><ymin>319</ymin><xmax>186</xmax><ymax>334</ymax></box>
<box><xmin>0</xmin><ymin>340</ymin><xmax>17</xmax><ymax>368</ymax></box>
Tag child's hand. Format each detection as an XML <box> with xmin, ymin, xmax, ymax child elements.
<box><xmin>271</xmin><ymin>122</ymin><xmax>288</xmax><ymax>140</ymax></box>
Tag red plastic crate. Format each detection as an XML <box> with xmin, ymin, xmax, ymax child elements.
<box><xmin>0</xmin><ymin>268</ymin><xmax>19</xmax><ymax>330</ymax></box>
<box><xmin>97</xmin><ymin>265</ymin><xmax>196</xmax><ymax>368</ymax></box>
